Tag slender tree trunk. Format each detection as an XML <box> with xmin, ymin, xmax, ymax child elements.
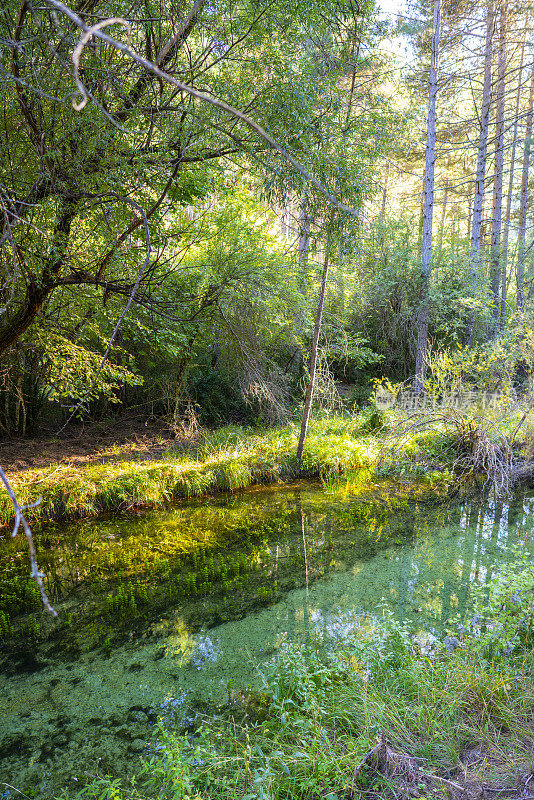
<box><xmin>298</xmin><ymin>200</ymin><xmax>311</xmax><ymax>293</ymax></box>
<box><xmin>296</xmin><ymin>237</ymin><xmax>331</xmax><ymax>466</ymax></box>
<box><xmin>414</xmin><ymin>0</ymin><xmax>440</xmax><ymax>394</ymax></box>
<box><xmin>467</xmin><ymin>193</ymin><xmax>472</xmax><ymax>242</ymax></box>
<box><xmin>438</xmin><ymin>172</ymin><xmax>449</xmax><ymax>252</ymax></box>
<box><xmin>500</xmin><ymin>21</ymin><xmax>526</xmax><ymax>330</ymax></box>
<box><xmin>416</xmin><ymin>191</ymin><xmax>424</xmax><ymax>253</ymax></box>
<box><xmin>517</xmin><ymin>66</ymin><xmax>534</xmax><ymax>312</ymax></box>
<box><xmin>291</xmin><ymin>197</ymin><xmax>312</xmax><ymax>375</ymax></box>
<box><xmin>437</xmin><ymin>157</ymin><xmax>450</xmax><ymax>268</ymax></box>
<box><xmin>381</xmin><ymin>161</ymin><xmax>390</xmax><ymax>222</ymax></box>
<box><xmin>489</xmin><ymin>1</ymin><xmax>507</xmax><ymax>339</ymax></box>
<box><xmin>464</xmin><ymin>0</ymin><xmax>494</xmax><ymax>346</ymax></box>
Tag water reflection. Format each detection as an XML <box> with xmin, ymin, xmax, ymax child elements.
<box><xmin>1</xmin><ymin>483</ymin><xmax>533</xmax><ymax>797</ymax></box>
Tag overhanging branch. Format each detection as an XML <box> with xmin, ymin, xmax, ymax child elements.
<box><xmin>44</xmin><ymin>0</ymin><xmax>359</xmax><ymax>217</ymax></box>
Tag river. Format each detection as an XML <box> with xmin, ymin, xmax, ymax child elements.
<box><xmin>1</xmin><ymin>478</ymin><xmax>532</xmax><ymax>797</ymax></box>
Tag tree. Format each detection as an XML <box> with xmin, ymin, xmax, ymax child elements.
<box><xmin>296</xmin><ymin>227</ymin><xmax>333</xmax><ymax>466</ymax></box>
<box><xmin>464</xmin><ymin>0</ymin><xmax>494</xmax><ymax>346</ymax></box>
<box><xmin>499</xmin><ymin>17</ymin><xmax>528</xmax><ymax>331</ymax></box>
<box><xmin>0</xmin><ymin>0</ymin><xmax>370</xmax><ymax>365</ymax></box>
<box><xmin>414</xmin><ymin>0</ymin><xmax>441</xmax><ymax>393</ymax></box>
<box><xmin>488</xmin><ymin>1</ymin><xmax>507</xmax><ymax>339</ymax></box>
<box><xmin>517</xmin><ymin>66</ymin><xmax>534</xmax><ymax>313</ymax></box>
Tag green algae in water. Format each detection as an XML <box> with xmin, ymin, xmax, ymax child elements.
<box><xmin>1</xmin><ymin>482</ymin><xmax>533</xmax><ymax>797</ymax></box>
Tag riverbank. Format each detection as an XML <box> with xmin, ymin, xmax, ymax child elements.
<box><xmin>2</xmin><ymin>405</ymin><xmax>516</xmax><ymax>527</ymax></box>
<box><xmin>3</xmin><ymin>406</ymin><xmax>534</xmax><ymax>529</ymax></box>
<box><xmin>0</xmin><ymin>417</ymin><xmax>377</xmax><ymax>525</ymax></box>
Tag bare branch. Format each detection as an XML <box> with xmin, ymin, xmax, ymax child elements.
<box><xmin>0</xmin><ymin>466</ymin><xmax>57</xmax><ymax>616</ymax></box>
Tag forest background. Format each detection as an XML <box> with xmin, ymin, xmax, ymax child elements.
<box><xmin>0</xmin><ymin>0</ymin><xmax>533</xmax><ymax>441</ymax></box>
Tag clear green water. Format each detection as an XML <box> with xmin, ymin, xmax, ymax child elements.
<box><xmin>1</xmin><ymin>479</ymin><xmax>533</xmax><ymax>797</ymax></box>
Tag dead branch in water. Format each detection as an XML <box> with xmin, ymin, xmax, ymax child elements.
<box><xmin>0</xmin><ymin>466</ymin><xmax>56</xmax><ymax>616</ymax></box>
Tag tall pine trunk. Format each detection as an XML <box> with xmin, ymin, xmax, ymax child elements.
<box><xmin>489</xmin><ymin>1</ymin><xmax>507</xmax><ymax>339</ymax></box>
<box><xmin>517</xmin><ymin>67</ymin><xmax>534</xmax><ymax>311</ymax></box>
<box><xmin>414</xmin><ymin>0</ymin><xmax>440</xmax><ymax>394</ymax></box>
<box><xmin>499</xmin><ymin>21</ymin><xmax>527</xmax><ymax>330</ymax></box>
<box><xmin>464</xmin><ymin>0</ymin><xmax>494</xmax><ymax>346</ymax></box>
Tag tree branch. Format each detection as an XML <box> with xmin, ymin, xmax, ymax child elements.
<box><xmin>44</xmin><ymin>0</ymin><xmax>359</xmax><ymax>217</ymax></box>
<box><xmin>0</xmin><ymin>466</ymin><xmax>57</xmax><ymax>616</ymax></box>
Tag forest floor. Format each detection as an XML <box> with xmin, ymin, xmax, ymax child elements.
<box><xmin>0</xmin><ymin>416</ymin><xmax>191</xmax><ymax>475</ymax></box>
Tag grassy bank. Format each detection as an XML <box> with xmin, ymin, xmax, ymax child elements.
<box><xmin>57</xmin><ymin>555</ymin><xmax>534</xmax><ymax>800</ymax></box>
<box><xmin>2</xmin><ymin>404</ymin><xmax>533</xmax><ymax>527</ymax></box>
<box><xmin>0</xmin><ymin>416</ymin><xmax>385</xmax><ymax>526</ymax></box>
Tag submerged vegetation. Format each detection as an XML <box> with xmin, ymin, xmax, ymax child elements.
<box><xmin>0</xmin><ymin>471</ymin><xmax>435</xmax><ymax>651</ymax></box>
<box><xmin>56</xmin><ymin>553</ymin><xmax>534</xmax><ymax>800</ymax></box>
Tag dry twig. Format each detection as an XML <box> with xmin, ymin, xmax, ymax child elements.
<box><xmin>0</xmin><ymin>466</ymin><xmax>56</xmax><ymax>616</ymax></box>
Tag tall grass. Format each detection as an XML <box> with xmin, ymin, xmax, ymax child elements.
<box><xmin>0</xmin><ymin>417</ymin><xmax>383</xmax><ymax>526</ymax></box>
<box><xmin>58</xmin><ymin>590</ymin><xmax>534</xmax><ymax>800</ymax></box>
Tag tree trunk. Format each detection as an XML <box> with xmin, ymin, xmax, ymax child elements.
<box><xmin>298</xmin><ymin>200</ymin><xmax>311</xmax><ymax>294</ymax></box>
<box><xmin>467</xmin><ymin>192</ymin><xmax>472</xmax><ymax>243</ymax></box>
<box><xmin>381</xmin><ymin>161</ymin><xmax>390</xmax><ymax>222</ymax></box>
<box><xmin>500</xmin><ymin>20</ymin><xmax>526</xmax><ymax>330</ymax></box>
<box><xmin>464</xmin><ymin>0</ymin><xmax>494</xmax><ymax>346</ymax></box>
<box><xmin>414</xmin><ymin>0</ymin><xmax>440</xmax><ymax>394</ymax></box>
<box><xmin>438</xmin><ymin>168</ymin><xmax>450</xmax><ymax>253</ymax></box>
<box><xmin>488</xmin><ymin>1</ymin><xmax>507</xmax><ymax>339</ymax></box>
<box><xmin>0</xmin><ymin>281</ymin><xmax>51</xmax><ymax>356</ymax></box>
<box><xmin>517</xmin><ymin>66</ymin><xmax>534</xmax><ymax>312</ymax></box>
<box><xmin>296</xmin><ymin>237</ymin><xmax>331</xmax><ymax>466</ymax></box>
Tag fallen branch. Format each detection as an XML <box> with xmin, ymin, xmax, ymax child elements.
<box><xmin>0</xmin><ymin>466</ymin><xmax>57</xmax><ymax>616</ymax></box>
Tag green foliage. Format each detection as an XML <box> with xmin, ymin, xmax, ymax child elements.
<box><xmin>167</xmin><ymin>170</ymin><xmax>213</xmax><ymax>208</ymax></box>
<box><xmin>35</xmin><ymin>332</ymin><xmax>141</xmax><ymax>409</ymax></box>
<box><xmin>0</xmin><ymin>0</ymin><xmax>392</xmax><ymax>434</ymax></box>
<box><xmin>259</xmin><ymin>638</ymin><xmax>335</xmax><ymax>715</ymax></box>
